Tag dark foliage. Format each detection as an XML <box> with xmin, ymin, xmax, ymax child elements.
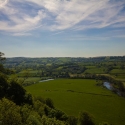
<box><xmin>78</xmin><ymin>111</ymin><xmax>95</xmax><ymax>125</ymax></box>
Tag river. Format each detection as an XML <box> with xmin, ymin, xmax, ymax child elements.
<box><xmin>39</xmin><ymin>79</ymin><xmax>54</xmax><ymax>82</ymax></box>
<box><xmin>103</xmin><ymin>82</ymin><xmax>121</xmax><ymax>96</ymax></box>
<box><xmin>103</xmin><ymin>82</ymin><xmax>113</xmax><ymax>90</ymax></box>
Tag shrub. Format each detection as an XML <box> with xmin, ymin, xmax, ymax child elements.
<box><xmin>78</xmin><ymin>111</ymin><xmax>95</xmax><ymax>125</ymax></box>
<box><xmin>68</xmin><ymin>115</ymin><xmax>78</xmax><ymax>125</ymax></box>
<box><xmin>99</xmin><ymin>122</ymin><xmax>110</xmax><ymax>125</ymax></box>
<box><xmin>45</xmin><ymin>98</ymin><xmax>54</xmax><ymax>108</ymax></box>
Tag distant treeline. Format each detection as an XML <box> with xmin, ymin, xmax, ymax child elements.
<box><xmin>4</xmin><ymin>56</ymin><xmax>125</xmax><ymax>66</ymax></box>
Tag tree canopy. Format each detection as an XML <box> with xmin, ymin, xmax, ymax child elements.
<box><xmin>0</xmin><ymin>52</ymin><xmax>6</xmax><ymax>63</ymax></box>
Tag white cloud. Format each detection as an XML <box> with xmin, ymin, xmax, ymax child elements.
<box><xmin>50</xmin><ymin>30</ymin><xmax>65</xmax><ymax>36</ymax></box>
<box><xmin>0</xmin><ymin>0</ymin><xmax>125</xmax><ymax>34</ymax></box>
<box><xmin>13</xmin><ymin>33</ymin><xmax>31</xmax><ymax>36</ymax></box>
<box><xmin>0</xmin><ymin>7</ymin><xmax>46</xmax><ymax>32</ymax></box>
<box><xmin>0</xmin><ymin>0</ymin><xmax>8</xmax><ymax>8</ymax></box>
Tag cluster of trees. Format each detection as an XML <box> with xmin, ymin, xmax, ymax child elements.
<box><xmin>0</xmin><ymin>97</ymin><xmax>100</xmax><ymax>125</ymax></box>
<box><xmin>0</xmin><ymin>53</ymin><xmax>33</xmax><ymax>106</ymax></box>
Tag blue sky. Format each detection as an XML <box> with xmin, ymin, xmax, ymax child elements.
<box><xmin>0</xmin><ymin>0</ymin><xmax>125</xmax><ymax>57</ymax></box>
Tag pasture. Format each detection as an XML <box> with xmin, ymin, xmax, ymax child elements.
<box><xmin>84</xmin><ymin>68</ymin><xmax>105</xmax><ymax>74</ymax></box>
<box><xmin>26</xmin><ymin>79</ymin><xmax>125</xmax><ymax>125</ymax></box>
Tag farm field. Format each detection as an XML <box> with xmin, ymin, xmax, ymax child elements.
<box><xmin>26</xmin><ymin>79</ymin><xmax>125</xmax><ymax>125</ymax></box>
<box><xmin>110</xmin><ymin>69</ymin><xmax>125</xmax><ymax>74</ymax></box>
<box><xmin>17</xmin><ymin>77</ymin><xmax>41</xmax><ymax>84</ymax></box>
<box><xmin>18</xmin><ymin>70</ymin><xmax>39</xmax><ymax>77</ymax></box>
<box><xmin>84</xmin><ymin>68</ymin><xmax>105</xmax><ymax>74</ymax></box>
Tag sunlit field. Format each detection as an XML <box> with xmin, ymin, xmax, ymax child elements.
<box><xmin>26</xmin><ymin>79</ymin><xmax>125</xmax><ymax>125</ymax></box>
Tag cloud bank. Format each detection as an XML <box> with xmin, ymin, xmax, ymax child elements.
<box><xmin>0</xmin><ymin>0</ymin><xmax>125</xmax><ymax>35</ymax></box>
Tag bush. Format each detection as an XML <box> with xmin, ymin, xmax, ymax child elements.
<box><xmin>48</xmin><ymin>108</ymin><xmax>68</xmax><ymax>121</ymax></box>
<box><xmin>33</xmin><ymin>100</ymin><xmax>45</xmax><ymax>117</ymax></box>
<box><xmin>34</xmin><ymin>96</ymin><xmax>45</xmax><ymax>104</ymax></box>
<box><xmin>41</xmin><ymin>115</ymin><xmax>65</xmax><ymax>125</ymax></box>
<box><xmin>68</xmin><ymin>115</ymin><xmax>78</xmax><ymax>125</ymax></box>
<box><xmin>45</xmin><ymin>98</ymin><xmax>54</xmax><ymax>108</ymax></box>
<box><xmin>26</xmin><ymin>112</ymin><xmax>42</xmax><ymax>125</ymax></box>
<box><xmin>20</xmin><ymin>104</ymin><xmax>33</xmax><ymax>123</ymax></box>
<box><xmin>0</xmin><ymin>73</ymin><xmax>8</xmax><ymax>99</ymax></box>
<box><xmin>78</xmin><ymin>111</ymin><xmax>95</xmax><ymax>125</ymax></box>
<box><xmin>99</xmin><ymin>122</ymin><xmax>110</xmax><ymax>125</ymax></box>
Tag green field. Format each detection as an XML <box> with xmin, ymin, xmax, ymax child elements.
<box><xmin>84</xmin><ymin>68</ymin><xmax>105</xmax><ymax>74</ymax></box>
<box><xmin>26</xmin><ymin>79</ymin><xmax>125</xmax><ymax>125</ymax></box>
<box><xmin>110</xmin><ymin>69</ymin><xmax>125</xmax><ymax>74</ymax></box>
<box><xmin>18</xmin><ymin>70</ymin><xmax>39</xmax><ymax>77</ymax></box>
<box><xmin>16</xmin><ymin>77</ymin><xmax>41</xmax><ymax>85</ymax></box>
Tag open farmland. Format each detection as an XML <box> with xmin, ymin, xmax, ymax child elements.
<box><xmin>26</xmin><ymin>79</ymin><xmax>125</xmax><ymax>125</ymax></box>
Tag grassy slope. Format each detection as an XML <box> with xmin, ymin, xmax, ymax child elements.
<box><xmin>26</xmin><ymin>79</ymin><xmax>125</xmax><ymax>125</ymax></box>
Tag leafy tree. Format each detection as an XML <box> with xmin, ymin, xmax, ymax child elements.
<box><xmin>41</xmin><ymin>115</ymin><xmax>65</xmax><ymax>125</ymax></box>
<box><xmin>26</xmin><ymin>111</ymin><xmax>42</xmax><ymax>125</ymax></box>
<box><xmin>7</xmin><ymin>80</ymin><xmax>33</xmax><ymax>105</ymax></box>
<box><xmin>7</xmin><ymin>80</ymin><xmax>26</xmax><ymax>105</ymax></box>
<box><xmin>33</xmin><ymin>100</ymin><xmax>45</xmax><ymax>117</ymax></box>
<box><xmin>67</xmin><ymin>115</ymin><xmax>78</xmax><ymax>125</ymax></box>
<box><xmin>0</xmin><ymin>64</ymin><xmax>5</xmax><ymax>73</ymax></box>
<box><xmin>0</xmin><ymin>71</ymin><xmax>33</xmax><ymax>105</ymax></box>
<box><xmin>24</xmin><ymin>92</ymin><xmax>33</xmax><ymax>105</ymax></box>
<box><xmin>20</xmin><ymin>104</ymin><xmax>33</xmax><ymax>124</ymax></box>
<box><xmin>99</xmin><ymin>122</ymin><xmax>110</xmax><ymax>125</ymax></box>
<box><xmin>48</xmin><ymin>108</ymin><xmax>68</xmax><ymax>121</ymax></box>
<box><xmin>0</xmin><ymin>73</ymin><xmax>8</xmax><ymax>99</ymax></box>
<box><xmin>45</xmin><ymin>98</ymin><xmax>54</xmax><ymax>109</ymax></box>
<box><xmin>78</xmin><ymin>111</ymin><xmax>95</xmax><ymax>125</ymax></box>
<box><xmin>34</xmin><ymin>96</ymin><xmax>45</xmax><ymax>104</ymax></box>
<box><xmin>0</xmin><ymin>98</ymin><xmax>22</xmax><ymax>125</ymax></box>
<box><xmin>0</xmin><ymin>52</ymin><xmax>6</xmax><ymax>63</ymax></box>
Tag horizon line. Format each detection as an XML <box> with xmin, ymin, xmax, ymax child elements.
<box><xmin>6</xmin><ymin>55</ymin><xmax>125</xmax><ymax>58</ymax></box>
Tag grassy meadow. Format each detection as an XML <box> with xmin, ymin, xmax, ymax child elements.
<box><xmin>26</xmin><ymin>79</ymin><xmax>125</xmax><ymax>125</ymax></box>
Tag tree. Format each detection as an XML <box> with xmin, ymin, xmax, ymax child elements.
<box><xmin>0</xmin><ymin>52</ymin><xmax>13</xmax><ymax>75</ymax></box>
<box><xmin>78</xmin><ymin>111</ymin><xmax>95</xmax><ymax>125</ymax></box>
<box><xmin>7</xmin><ymin>80</ymin><xmax>26</xmax><ymax>105</ymax></box>
<box><xmin>41</xmin><ymin>115</ymin><xmax>65</xmax><ymax>125</ymax></box>
<box><xmin>68</xmin><ymin>116</ymin><xmax>78</xmax><ymax>125</ymax></box>
<box><xmin>0</xmin><ymin>52</ymin><xmax>6</xmax><ymax>73</ymax></box>
<box><xmin>99</xmin><ymin>122</ymin><xmax>110</xmax><ymax>125</ymax></box>
<box><xmin>0</xmin><ymin>98</ymin><xmax>22</xmax><ymax>125</ymax></box>
<box><xmin>7</xmin><ymin>80</ymin><xmax>33</xmax><ymax>105</ymax></box>
<box><xmin>0</xmin><ymin>64</ymin><xmax>5</xmax><ymax>73</ymax></box>
<box><xmin>45</xmin><ymin>98</ymin><xmax>54</xmax><ymax>109</ymax></box>
<box><xmin>0</xmin><ymin>52</ymin><xmax>6</xmax><ymax>63</ymax></box>
<box><xmin>0</xmin><ymin>73</ymin><xmax>8</xmax><ymax>99</ymax></box>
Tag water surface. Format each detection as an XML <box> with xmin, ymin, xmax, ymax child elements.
<box><xmin>39</xmin><ymin>79</ymin><xmax>54</xmax><ymax>82</ymax></box>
